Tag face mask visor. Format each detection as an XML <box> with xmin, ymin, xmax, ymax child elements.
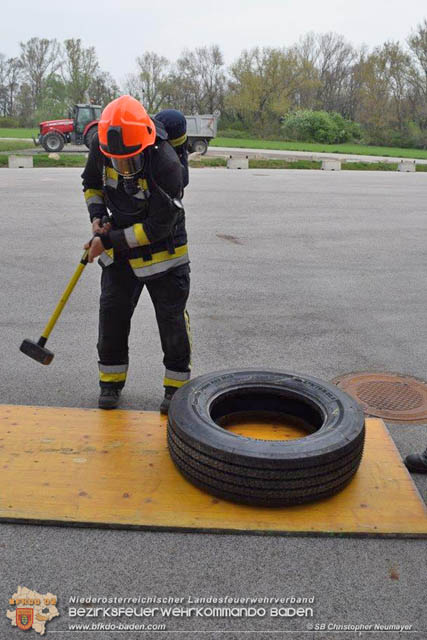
<box><xmin>111</xmin><ymin>153</ymin><xmax>144</xmax><ymax>176</ymax></box>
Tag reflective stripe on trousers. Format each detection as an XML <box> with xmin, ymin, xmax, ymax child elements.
<box><xmin>98</xmin><ymin>362</ymin><xmax>128</xmax><ymax>384</ymax></box>
<box><xmin>164</xmin><ymin>368</ymin><xmax>191</xmax><ymax>388</ymax></box>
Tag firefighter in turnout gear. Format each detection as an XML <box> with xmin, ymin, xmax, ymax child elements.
<box><xmin>81</xmin><ymin>95</ymin><xmax>191</xmax><ymax>412</ymax></box>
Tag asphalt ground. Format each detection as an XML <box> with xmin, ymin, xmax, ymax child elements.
<box><xmin>0</xmin><ymin>168</ymin><xmax>426</xmax><ymax>639</ymax></box>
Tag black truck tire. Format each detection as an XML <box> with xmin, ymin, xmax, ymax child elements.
<box><xmin>41</xmin><ymin>132</ymin><xmax>65</xmax><ymax>152</ymax></box>
<box><xmin>190</xmin><ymin>138</ymin><xmax>208</xmax><ymax>154</ymax></box>
<box><xmin>167</xmin><ymin>370</ymin><xmax>365</xmax><ymax>506</ymax></box>
<box><xmin>84</xmin><ymin>125</ymin><xmax>98</xmax><ymax>149</ymax></box>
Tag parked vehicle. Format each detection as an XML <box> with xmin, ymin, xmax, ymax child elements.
<box><xmin>33</xmin><ymin>104</ymin><xmax>101</xmax><ymax>152</ymax></box>
<box><xmin>34</xmin><ymin>106</ymin><xmax>218</xmax><ymax>155</ymax></box>
<box><xmin>185</xmin><ymin>114</ymin><xmax>218</xmax><ymax>154</ymax></box>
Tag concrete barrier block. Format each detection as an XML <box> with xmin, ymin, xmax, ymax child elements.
<box><xmin>227</xmin><ymin>155</ymin><xmax>249</xmax><ymax>169</ymax></box>
<box><xmin>8</xmin><ymin>155</ymin><xmax>33</xmax><ymax>168</ymax></box>
<box><xmin>321</xmin><ymin>159</ymin><xmax>341</xmax><ymax>171</ymax></box>
<box><xmin>398</xmin><ymin>160</ymin><xmax>416</xmax><ymax>172</ymax></box>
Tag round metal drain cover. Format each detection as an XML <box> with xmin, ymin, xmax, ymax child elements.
<box><xmin>332</xmin><ymin>372</ymin><xmax>427</xmax><ymax>423</ymax></box>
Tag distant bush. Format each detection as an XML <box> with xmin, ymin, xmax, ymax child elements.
<box><xmin>388</xmin><ymin>122</ymin><xmax>427</xmax><ymax>149</ymax></box>
<box><xmin>361</xmin><ymin>120</ymin><xmax>427</xmax><ymax>149</ymax></box>
<box><xmin>281</xmin><ymin>110</ymin><xmax>362</xmax><ymax>144</ymax></box>
<box><xmin>329</xmin><ymin>112</ymin><xmax>362</xmax><ymax>142</ymax></box>
<box><xmin>217</xmin><ymin>114</ymin><xmax>248</xmax><ymax>132</ymax></box>
<box><xmin>0</xmin><ymin>116</ymin><xmax>20</xmax><ymax>128</ymax></box>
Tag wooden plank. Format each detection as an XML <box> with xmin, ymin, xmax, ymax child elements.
<box><xmin>0</xmin><ymin>405</ymin><xmax>426</xmax><ymax>536</ymax></box>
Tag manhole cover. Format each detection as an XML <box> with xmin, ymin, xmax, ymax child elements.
<box><xmin>332</xmin><ymin>372</ymin><xmax>427</xmax><ymax>423</ymax></box>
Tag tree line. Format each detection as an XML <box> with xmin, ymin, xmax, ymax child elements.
<box><xmin>1</xmin><ymin>21</ymin><xmax>427</xmax><ymax>148</ymax></box>
<box><xmin>0</xmin><ymin>38</ymin><xmax>119</xmax><ymax>127</ymax></box>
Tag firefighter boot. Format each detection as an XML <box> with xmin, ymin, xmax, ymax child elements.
<box><xmin>404</xmin><ymin>448</ymin><xmax>427</xmax><ymax>473</ymax></box>
<box><xmin>98</xmin><ymin>387</ymin><xmax>122</xmax><ymax>410</ymax></box>
<box><xmin>160</xmin><ymin>386</ymin><xmax>177</xmax><ymax>415</ymax></box>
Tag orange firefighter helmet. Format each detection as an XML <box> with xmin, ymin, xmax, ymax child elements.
<box><xmin>98</xmin><ymin>95</ymin><xmax>156</xmax><ymax>175</ymax></box>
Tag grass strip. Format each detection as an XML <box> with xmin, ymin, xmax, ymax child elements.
<box><xmin>0</xmin><ymin>154</ymin><xmax>87</xmax><ymax>167</ymax></box>
<box><xmin>34</xmin><ymin>154</ymin><xmax>87</xmax><ymax>167</ymax></box>
<box><xmin>341</xmin><ymin>161</ymin><xmax>397</xmax><ymax>171</ymax></box>
<box><xmin>191</xmin><ymin>157</ymin><xmax>427</xmax><ymax>171</ymax></box>
<box><xmin>189</xmin><ymin>157</ymin><xmax>226</xmax><ymax>167</ymax></box>
<box><xmin>0</xmin><ymin>128</ymin><xmax>38</xmax><ymax>138</ymax></box>
<box><xmin>249</xmin><ymin>159</ymin><xmax>321</xmax><ymax>169</ymax></box>
<box><xmin>0</xmin><ymin>140</ymin><xmax>35</xmax><ymax>152</ymax></box>
<box><xmin>1</xmin><ymin>154</ymin><xmax>426</xmax><ymax>171</ymax></box>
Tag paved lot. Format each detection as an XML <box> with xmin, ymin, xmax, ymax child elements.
<box><xmin>0</xmin><ymin>168</ymin><xmax>426</xmax><ymax>639</ymax></box>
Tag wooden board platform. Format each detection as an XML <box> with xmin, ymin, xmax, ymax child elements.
<box><xmin>0</xmin><ymin>405</ymin><xmax>426</xmax><ymax>537</ymax></box>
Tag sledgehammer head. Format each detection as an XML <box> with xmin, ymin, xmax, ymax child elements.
<box><xmin>20</xmin><ymin>339</ymin><xmax>54</xmax><ymax>365</ymax></box>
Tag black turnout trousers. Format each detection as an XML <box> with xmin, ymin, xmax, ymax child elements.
<box><xmin>97</xmin><ymin>261</ymin><xmax>191</xmax><ymax>389</ymax></box>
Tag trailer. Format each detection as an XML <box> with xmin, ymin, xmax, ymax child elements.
<box><xmin>185</xmin><ymin>114</ymin><xmax>218</xmax><ymax>154</ymax></box>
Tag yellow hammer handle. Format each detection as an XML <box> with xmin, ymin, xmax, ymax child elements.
<box><xmin>40</xmin><ymin>250</ymin><xmax>89</xmax><ymax>340</ymax></box>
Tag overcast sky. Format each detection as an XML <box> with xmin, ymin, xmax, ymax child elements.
<box><xmin>2</xmin><ymin>0</ymin><xmax>426</xmax><ymax>84</ymax></box>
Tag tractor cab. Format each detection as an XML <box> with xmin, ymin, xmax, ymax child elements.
<box><xmin>71</xmin><ymin>104</ymin><xmax>102</xmax><ymax>145</ymax></box>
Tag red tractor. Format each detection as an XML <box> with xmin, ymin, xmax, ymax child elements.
<box><xmin>33</xmin><ymin>104</ymin><xmax>102</xmax><ymax>152</ymax></box>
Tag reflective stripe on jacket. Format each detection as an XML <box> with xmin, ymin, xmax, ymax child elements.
<box><xmin>99</xmin><ymin>243</ymin><xmax>189</xmax><ymax>279</ymax></box>
<box><xmin>82</xmin><ymin>133</ymin><xmax>188</xmax><ymax>280</ymax></box>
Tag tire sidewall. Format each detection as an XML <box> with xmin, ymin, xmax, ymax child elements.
<box><xmin>169</xmin><ymin>369</ymin><xmax>365</xmax><ymax>467</ymax></box>
<box><xmin>42</xmin><ymin>133</ymin><xmax>64</xmax><ymax>152</ymax></box>
<box><xmin>192</xmin><ymin>139</ymin><xmax>208</xmax><ymax>154</ymax></box>
<box><xmin>84</xmin><ymin>126</ymin><xmax>97</xmax><ymax>149</ymax></box>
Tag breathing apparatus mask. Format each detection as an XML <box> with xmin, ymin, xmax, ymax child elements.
<box><xmin>111</xmin><ymin>153</ymin><xmax>145</xmax><ymax>196</ymax></box>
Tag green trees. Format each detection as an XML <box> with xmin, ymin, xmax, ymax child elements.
<box><xmin>173</xmin><ymin>45</ymin><xmax>226</xmax><ymax>114</ymax></box>
<box><xmin>2</xmin><ymin>25</ymin><xmax>427</xmax><ymax>148</ymax></box>
<box><xmin>0</xmin><ymin>37</ymin><xmax>119</xmax><ymax>126</ymax></box>
<box><xmin>124</xmin><ymin>45</ymin><xmax>227</xmax><ymax>116</ymax></box>
<box><xmin>227</xmin><ymin>47</ymin><xmax>304</xmax><ymax>136</ymax></box>
<box><xmin>19</xmin><ymin>38</ymin><xmax>62</xmax><ymax>112</ymax></box>
<box><xmin>63</xmin><ymin>39</ymin><xmax>99</xmax><ymax>104</ymax></box>
<box><xmin>125</xmin><ymin>52</ymin><xmax>171</xmax><ymax>113</ymax></box>
<box><xmin>0</xmin><ymin>55</ymin><xmax>21</xmax><ymax>121</ymax></box>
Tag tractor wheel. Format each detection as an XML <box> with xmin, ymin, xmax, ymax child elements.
<box><xmin>41</xmin><ymin>132</ymin><xmax>65</xmax><ymax>153</ymax></box>
<box><xmin>167</xmin><ymin>370</ymin><xmax>365</xmax><ymax>506</ymax></box>
<box><xmin>84</xmin><ymin>126</ymin><xmax>98</xmax><ymax>150</ymax></box>
<box><xmin>191</xmin><ymin>138</ymin><xmax>208</xmax><ymax>155</ymax></box>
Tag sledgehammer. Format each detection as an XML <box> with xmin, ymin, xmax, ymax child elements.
<box><xmin>20</xmin><ymin>217</ymin><xmax>109</xmax><ymax>365</ymax></box>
